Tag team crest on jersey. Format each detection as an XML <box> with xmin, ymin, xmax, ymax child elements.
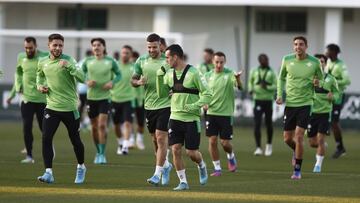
<box><xmin>224</xmin><ymin>75</ymin><xmax>229</xmax><ymax>80</ymax></box>
<box><xmin>290</xmin><ymin>62</ymin><xmax>295</xmax><ymax>66</ymax></box>
<box><xmin>307</xmin><ymin>62</ymin><xmax>312</xmax><ymax>67</ymax></box>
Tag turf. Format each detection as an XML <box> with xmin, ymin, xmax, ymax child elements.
<box><xmin>0</xmin><ymin>121</ymin><xmax>359</xmax><ymax>203</ymax></box>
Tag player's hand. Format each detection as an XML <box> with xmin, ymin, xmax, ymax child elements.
<box><xmin>203</xmin><ymin>105</ymin><xmax>208</xmax><ymax>111</ymax></box>
<box><xmin>103</xmin><ymin>81</ymin><xmax>113</xmax><ymax>90</ymax></box>
<box><xmin>327</xmin><ymin>92</ymin><xmax>334</xmax><ymax>101</ymax></box>
<box><xmin>59</xmin><ymin>60</ymin><xmax>68</xmax><ymax>68</ymax></box>
<box><xmin>87</xmin><ymin>80</ymin><xmax>96</xmax><ymax>88</ymax></box>
<box><xmin>313</xmin><ymin>78</ymin><xmax>320</xmax><ymax>87</ymax></box>
<box><xmin>234</xmin><ymin>70</ymin><xmax>244</xmax><ymax>79</ymax></box>
<box><xmin>136</xmin><ymin>76</ymin><xmax>147</xmax><ymax>86</ymax></box>
<box><xmin>276</xmin><ymin>97</ymin><xmax>283</xmax><ymax>105</ymax></box>
<box><xmin>6</xmin><ymin>98</ymin><xmax>12</xmax><ymax>105</ymax></box>
<box><xmin>38</xmin><ymin>86</ymin><xmax>49</xmax><ymax>94</ymax></box>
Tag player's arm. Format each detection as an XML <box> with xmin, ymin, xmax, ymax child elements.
<box><xmin>248</xmin><ymin>69</ymin><xmax>255</xmax><ymax>94</ymax></box>
<box><xmin>131</xmin><ymin>58</ymin><xmax>144</xmax><ymax>87</ymax></box>
<box><xmin>15</xmin><ymin>54</ymin><xmax>23</xmax><ymax>92</ymax></box>
<box><xmin>337</xmin><ymin>65</ymin><xmax>351</xmax><ymax>87</ymax></box>
<box><xmin>186</xmin><ymin>71</ymin><xmax>213</xmax><ymax>111</ymax></box>
<box><xmin>6</xmin><ymin>82</ymin><xmax>17</xmax><ymax>104</ymax></box>
<box><xmin>267</xmin><ymin>70</ymin><xmax>277</xmax><ymax>91</ymax></box>
<box><xmin>36</xmin><ymin>61</ymin><xmax>48</xmax><ymax>93</ymax></box>
<box><xmin>156</xmin><ymin>66</ymin><xmax>171</xmax><ymax>98</ymax></box>
<box><xmin>111</xmin><ymin>59</ymin><xmax>121</xmax><ymax>84</ymax></box>
<box><xmin>276</xmin><ymin>58</ymin><xmax>287</xmax><ymax>104</ymax></box>
<box><xmin>330</xmin><ymin>77</ymin><xmax>340</xmax><ymax>102</ymax></box>
<box><xmin>62</xmin><ymin>58</ymin><xmax>85</xmax><ymax>83</ymax></box>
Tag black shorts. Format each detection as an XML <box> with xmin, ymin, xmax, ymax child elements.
<box><xmin>111</xmin><ymin>101</ymin><xmax>134</xmax><ymax>124</ymax></box>
<box><xmin>332</xmin><ymin>94</ymin><xmax>345</xmax><ymax>123</ymax></box>
<box><xmin>169</xmin><ymin>119</ymin><xmax>201</xmax><ymax>150</ymax></box>
<box><xmin>307</xmin><ymin>113</ymin><xmax>331</xmax><ymax>137</ymax></box>
<box><xmin>283</xmin><ymin>105</ymin><xmax>311</xmax><ymax>131</ymax></box>
<box><xmin>145</xmin><ymin>107</ymin><xmax>170</xmax><ymax>134</ymax></box>
<box><xmin>135</xmin><ymin>105</ymin><xmax>145</xmax><ymax>127</ymax></box>
<box><xmin>87</xmin><ymin>99</ymin><xmax>110</xmax><ymax>119</ymax></box>
<box><xmin>205</xmin><ymin>115</ymin><xmax>233</xmax><ymax>140</ymax></box>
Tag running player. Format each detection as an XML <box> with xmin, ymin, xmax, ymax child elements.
<box><xmin>197</xmin><ymin>48</ymin><xmax>215</xmax><ymax>75</ymax></box>
<box><xmin>15</xmin><ymin>36</ymin><xmax>48</xmax><ymax>163</ymax></box>
<box><xmin>204</xmin><ymin>52</ymin><xmax>242</xmax><ymax>176</ymax></box>
<box><xmin>248</xmin><ymin>54</ymin><xmax>277</xmax><ymax>156</ymax></box>
<box><xmin>325</xmin><ymin>44</ymin><xmax>351</xmax><ymax>159</ymax></box>
<box><xmin>131</xmin><ymin>33</ymin><xmax>172</xmax><ymax>186</ymax></box>
<box><xmin>157</xmin><ymin>44</ymin><xmax>212</xmax><ymax>190</ymax></box>
<box><xmin>36</xmin><ymin>33</ymin><xmax>86</xmax><ymax>184</ymax></box>
<box><xmin>276</xmin><ymin>36</ymin><xmax>323</xmax><ymax>179</ymax></box>
<box><xmin>82</xmin><ymin>38</ymin><xmax>121</xmax><ymax>164</ymax></box>
<box><xmin>111</xmin><ymin>45</ymin><xmax>135</xmax><ymax>155</ymax></box>
<box><xmin>307</xmin><ymin>54</ymin><xmax>339</xmax><ymax>173</ymax></box>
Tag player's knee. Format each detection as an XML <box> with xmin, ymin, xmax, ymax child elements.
<box><xmin>283</xmin><ymin>135</ymin><xmax>292</xmax><ymax>144</ymax></box>
<box><xmin>209</xmin><ymin>137</ymin><xmax>217</xmax><ymax>147</ymax></box>
<box><xmin>309</xmin><ymin>139</ymin><xmax>318</xmax><ymax>148</ymax></box>
<box><xmin>98</xmin><ymin>123</ymin><xmax>106</xmax><ymax>131</ymax></box>
<box><xmin>220</xmin><ymin>139</ymin><xmax>229</xmax><ymax>147</ymax></box>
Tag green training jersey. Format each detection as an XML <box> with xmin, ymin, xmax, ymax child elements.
<box><xmin>157</xmin><ymin>65</ymin><xmax>212</xmax><ymax>122</ymax></box>
<box><xmin>277</xmin><ymin>54</ymin><xmax>323</xmax><ymax>107</ymax></box>
<box><xmin>134</xmin><ymin>86</ymin><xmax>144</xmax><ymax>107</ymax></box>
<box><xmin>111</xmin><ymin>62</ymin><xmax>135</xmax><ymax>103</ymax></box>
<box><xmin>37</xmin><ymin>54</ymin><xmax>85</xmax><ymax>112</ymax></box>
<box><xmin>82</xmin><ymin>56</ymin><xmax>121</xmax><ymax>101</ymax></box>
<box><xmin>204</xmin><ymin>68</ymin><xmax>238</xmax><ymax>116</ymax></box>
<box><xmin>327</xmin><ymin>59</ymin><xmax>351</xmax><ymax>104</ymax></box>
<box><xmin>248</xmin><ymin>66</ymin><xmax>277</xmax><ymax>101</ymax></box>
<box><xmin>313</xmin><ymin>73</ymin><xmax>340</xmax><ymax>113</ymax></box>
<box><xmin>15</xmin><ymin>50</ymin><xmax>48</xmax><ymax>103</ymax></box>
<box><xmin>134</xmin><ymin>54</ymin><xmax>170</xmax><ymax>110</ymax></box>
<box><xmin>197</xmin><ymin>63</ymin><xmax>214</xmax><ymax>76</ymax></box>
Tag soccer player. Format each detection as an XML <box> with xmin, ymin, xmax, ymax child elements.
<box><xmin>131</xmin><ymin>33</ymin><xmax>172</xmax><ymax>186</ymax></box>
<box><xmin>276</xmin><ymin>36</ymin><xmax>323</xmax><ymax>180</ymax></box>
<box><xmin>157</xmin><ymin>44</ymin><xmax>212</xmax><ymax>190</ymax></box>
<box><xmin>36</xmin><ymin>33</ymin><xmax>86</xmax><ymax>184</ymax></box>
<box><xmin>82</xmin><ymin>38</ymin><xmax>121</xmax><ymax>164</ymax></box>
<box><xmin>325</xmin><ymin>44</ymin><xmax>351</xmax><ymax>159</ymax></box>
<box><xmin>197</xmin><ymin>48</ymin><xmax>215</xmax><ymax>75</ymax></box>
<box><xmin>160</xmin><ymin>37</ymin><xmax>167</xmax><ymax>53</ymax></box>
<box><xmin>131</xmin><ymin>50</ymin><xmax>145</xmax><ymax>150</ymax></box>
<box><xmin>204</xmin><ymin>52</ymin><xmax>242</xmax><ymax>176</ymax></box>
<box><xmin>308</xmin><ymin>54</ymin><xmax>339</xmax><ymax>173</ymax></box>
<box><xmin>15</xmin><ymin>36</ymin><xmax>48</xmax><ymax>163</ymax></box>
<box><xmin>111</xmin><ymin>45</ymin><xmax>135</xmax><ymax>155</ymax></box>
<box><xmin>248</xmin><ymin>54</ymin><xmax>277</xmax><ymax>156</ymax></box>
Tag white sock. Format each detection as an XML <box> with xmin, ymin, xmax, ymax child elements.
<box><xmin>117</xmin><ymin>138</ymin><xmax>123</xmax><ymax>146</ymax></box>
<box><xmin>212</xmin><ymin>160</ymin><xmax>221</xmax><ymax>171</ymax></box>
<box><xmin>176</xmin><ymin>169</ymin><xmax>187</xmax><ymax>183</ymax></box>
<box><xmin>163</xmin><ymin>159</ymin><xmax>170</xmax><ymax>168</ymax></box>
<box><xmin>166</xmin><ymin>149</ymin><xmax>170</xmax><ymax>161</ymax></box>
<box><xmin>130</xmin><ymin>133</ymin><xmax>135</xmax><ymax>140</ymax></box>
<box><xmin>136</xmin><ymin>133</ymin><xmax>144</xmax><ymax>141</ymax></box>
<box><xmin>315</xmin><ymin>154</ymin><xmax>324</xmax><ymax>166</ymax></box>
<box><xmin>227</xmin><ymin>152</ymin><xmax>235</xmax><ymax>159</ymax></box>
<box><xmin>123</xmin><ymin>140</ymin><xmax>129</xmax><ymax>148</ymax></box>
<box><xmin>154</xmin><ymin>165</ymin><xmax>163</xmax><ymax>177</ymax></box>
<box><xmin>45</xmin><ymin>168</ymin><xmax>53</xmax><ymax>175</ymax></box>
<box><xmin>77</xmin><ymin>164</ymin><xmax>86</xmax><ymax>169</ymax></box>
<box><xmin>198</xmin><ymin>160</ymin><xmax>206</xmax><ymax>168</ymax></box>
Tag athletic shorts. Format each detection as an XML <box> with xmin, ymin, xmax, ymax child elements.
<box><xmin>283</xmin><ymin>105</ymin><xmax>311</xmax><ymax>131</ymax></box>
<box><xmin>169</xmin><ymin>119</ymin><xmax>201</xmax><ymax>150</ymax></box>
<box><xmin>135</xmin><ymin>105</ymin><xmax>145</xmax><ymax>127</ymax></box>
<box><xmin>145</xmin><ymin>107</ymin><xmax>170</xmax><ymax>134</ymax></box>
<box><xmin>87</xmin><ymin>99</ymin><xmax>110</xmax><ymax>119</ymax></box>
<box><xmin>205</xmin><ymin>115</ymin><xmax>233</xmax><ymax>140</ymax></box>
<box><xmin>111</xmin><ymin>101</ymin><xmax>134</xmax><ymax>124</ymax></box>
<box><xmin>307</xmin><ymin>113</ymin><xmax>331</xmax><ymax>138</ymax></box>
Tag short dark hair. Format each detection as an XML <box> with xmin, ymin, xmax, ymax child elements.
<box><xmin>122</xmin><ymin>45</ymin><xmax>133</xmax><ymax>52</ymax></box>
<box><xmin>214</xmin><ymin>51</ymin><xmax>226</xmax><ymax>60</ymax></box>
<box><xmin>204</xmin><ymin>48</ymin><xmax>214</xmax><ymax>55</ymax></box>
<box><xmin>24</xmin><ymin>36</ymin><xmax>37</xmax><ymax>45</ymax></box>
<box><xmin>326</xmin><ymin>43</ymin><xmax>341</xmax><ymax>54</ymax></box>
<box><xmin>160</xmin><ymin>37</ymin><xmax>166</xmax><ymax>45</ymax></box>
<box><xmin>293</xmin><ymin>36</ymin><xmax>307</xmax><ymax>46</ymax></box>
<box><xmin>258</xmin><ymin>53</ymin><xmax>268</xmax><ymax>61</ymax></box>
<box><xmin>132</xmin><ymin>51</ymin><xmax>140</xmax><ymax>59</ymax></box>
<box><xmin>147</xmin><ymin>33</ymin><xmax>161</xmax><ymax>42</ymax></box>
<box><xmin>85</xmin><ymin>49</ymin><xmax>92</xmax><ymax>57</ymax></box>
<box><xmin>314</xmin><ymin>54</ymin><xmax>328</xmax><ymax>62</ymax></box>
<box><xmin>166</xmin><ymin>44</ymin><xmax>184</xmax><ymax>58</ymax></box>
<box><xmin>48</xmin><ymin>33</ymin><xmax>64</xmax><ymax>42</ymax></box>
<box><xmin>91</xmin><ymin>38</ymin><xmax>106</xmax><ymax>47</ymax></box>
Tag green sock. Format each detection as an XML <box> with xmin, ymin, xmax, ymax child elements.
<box><xmin>95</xmin><ymin>143</ymin><xmax>100</xmax><ymax>153</ymax></box>
<box><xmin>98</xmin><ymin>144</ymin><xmax>106</xmax><ymax>155</ymax></box>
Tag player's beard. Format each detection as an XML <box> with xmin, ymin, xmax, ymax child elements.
<box><xmin>26</xmin><ymin>51</ymin><xmax>35</xmax><ymax>59</ymax></box>
<box><xmin>149</xmin><ymin>50</ymin><xmax>159</xmax><ymax>58</ymax></box>
<box><xmin>51</xmin><ymin>50</ymin><xmax>62</xmax><ymax>58</ymax></box>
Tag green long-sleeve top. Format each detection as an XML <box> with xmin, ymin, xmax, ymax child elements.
<box><xmin>313</xmin><ymin>73</ymin><xmax>340</xmax><ymax>113</ymax></box>
<box><xmin>327</xmin><ymin>59</ymin><xmax>351</xmax><ymax>105</ymax></box>
<box><xmin>248</xmin><ymin>66</ymin><xmax>277</xmax><ymax>101</ymax></box>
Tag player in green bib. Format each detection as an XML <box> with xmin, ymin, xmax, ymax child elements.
<box><xmin>82</xmin><ymin>38</ymin><xmax>121</xmax><ymax>164</ymax></box>
<box><xmin>248</xmin><ymin>54</ymin><xmax>277</xmax><ymax>156</ymax></box>
<box><xmin>157</xmin><ymin>44</ymin><xmax>212</xmax><ymax>191</ymax></box>
<box><xmin>131</xmin><ymin>33</ymin><xmax>172</xmax><ymax>186</ymax></box>
<box><xmin>325</xmin><ymin>44</ymin><xmax>351</xmax><ymax>159</ymax></box>
<box><xmin>36</xmin><ymin>33</ymin><xmax>86</xmax><ymax>184</ymax></box>
<box><xmin>111</xmin><ymin>45</ymin><xmax>135</xmax><ymax>155</ymax></box>
<box><xmin>204</xmin><ymin>52</ymin><xmax>242</xmax><ymax>177</ymax></box>
<box><xmin>197</xmin><ymin>48</ymin><xmax>215</xmax><ymax>76</ymax></box>
<box><xmin>15</xmin><ymin>37</ymin><xmax>48</xmax><ymax>164</ymax></box>
<box><xmin>276</xmin><ymin>36</ymin><xmax>323</xmax><ymax>180</ymax></box>
<box><xmin>307</xmin><ymin>54</ymin><xmax>340</xmax><ymax>173</ymax></box>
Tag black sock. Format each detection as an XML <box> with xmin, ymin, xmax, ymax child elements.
<box><xmin>294</xmin><ymin>159</ymin><xmax>302</xmax><ymax>172</ymax></box>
